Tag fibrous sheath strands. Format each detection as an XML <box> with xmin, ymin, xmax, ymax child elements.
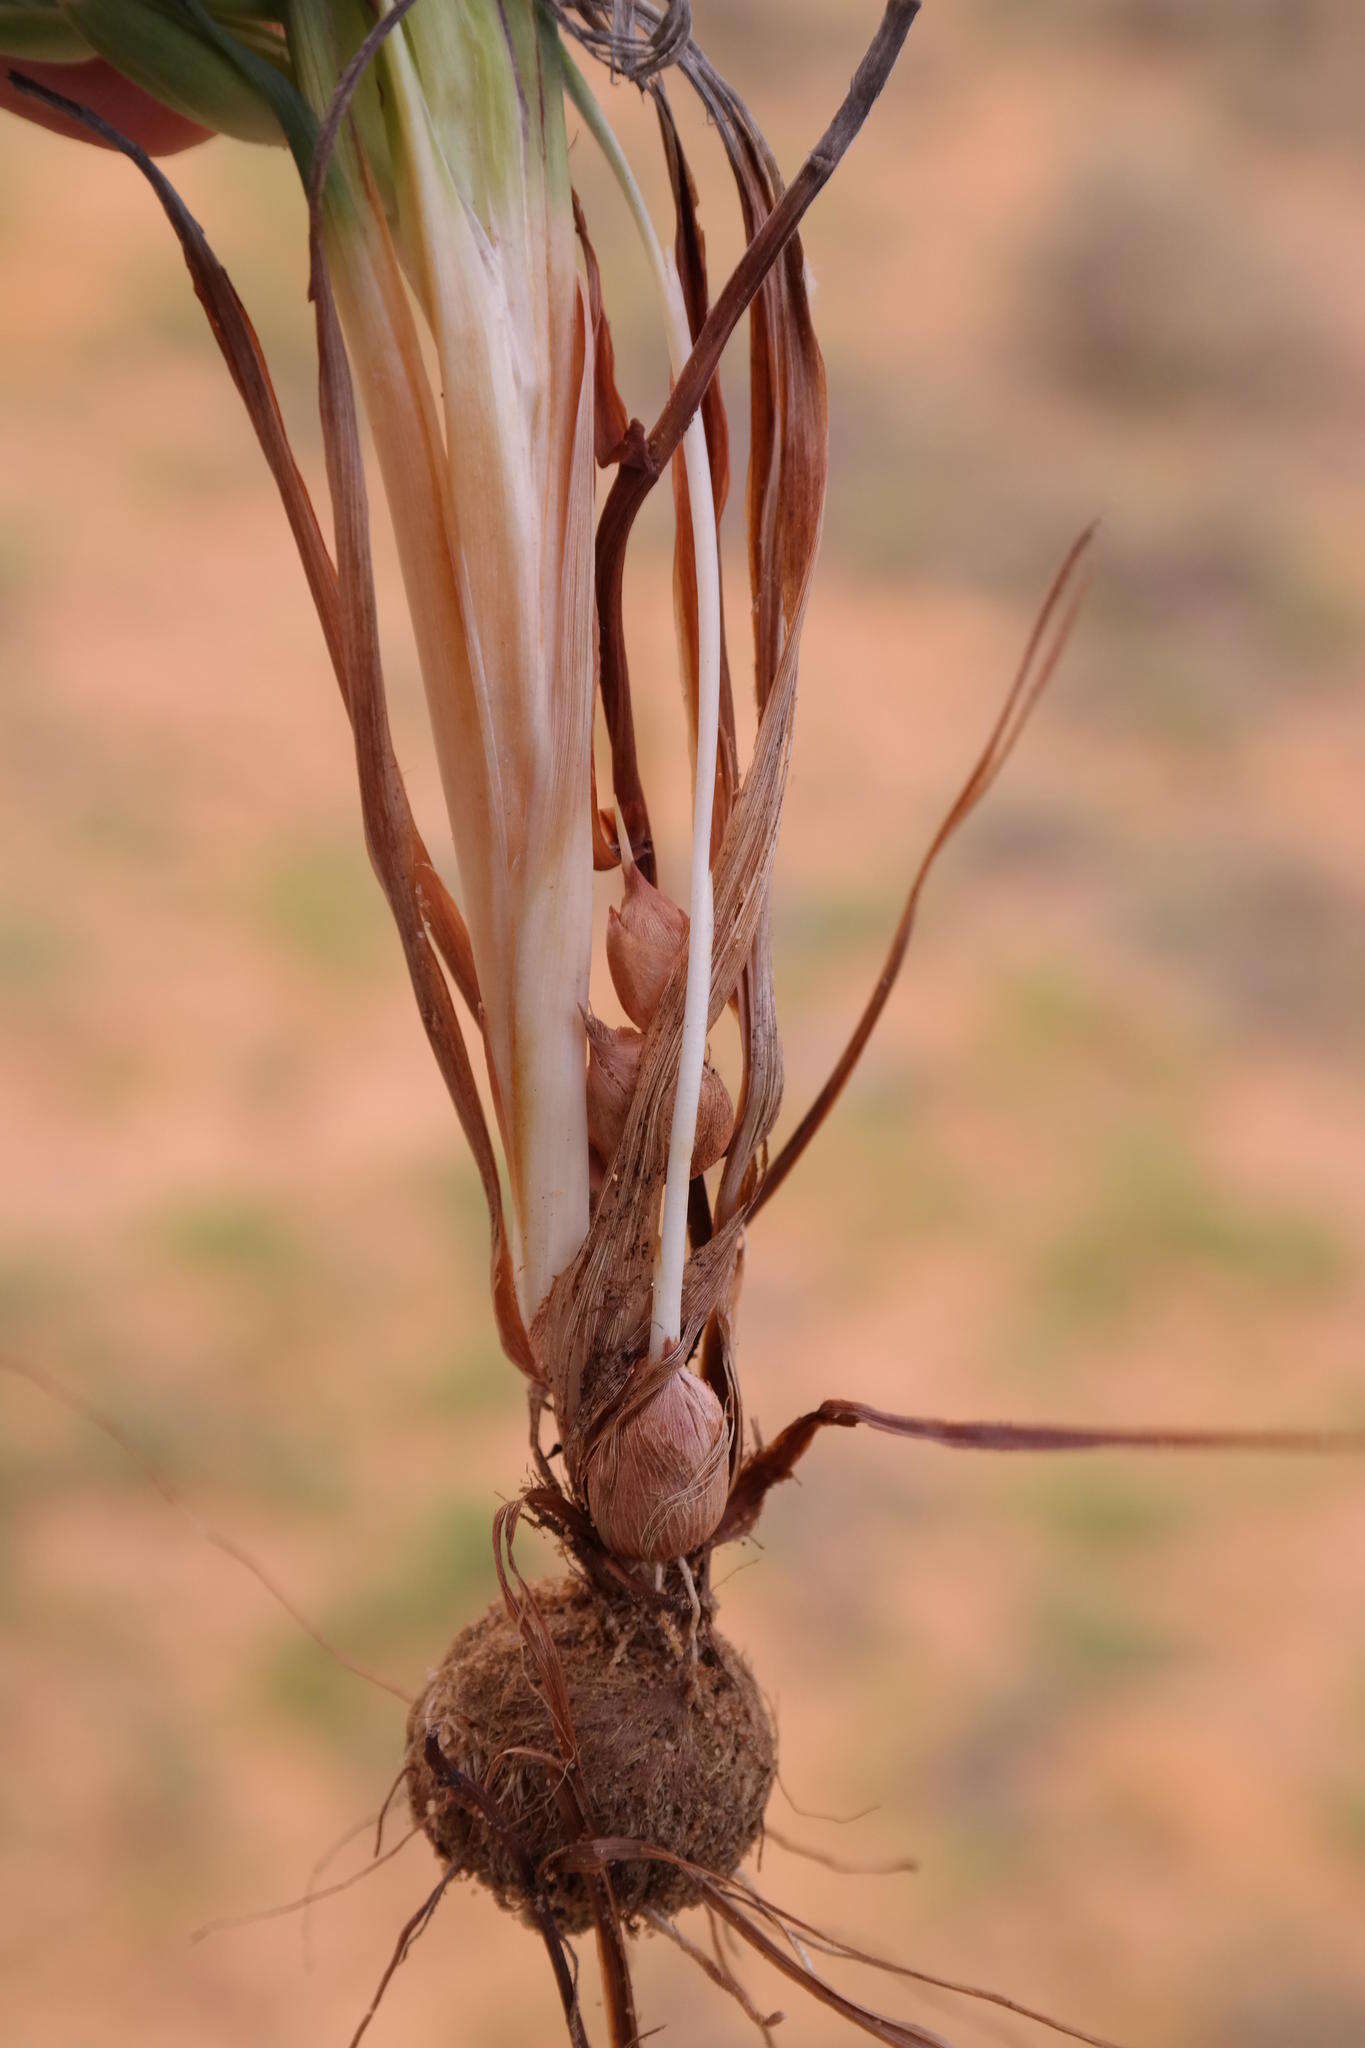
<box><xmin>406</xmin><ymin>1578</ymin><xmax>775</xmax><ymax>1932</ymax></box>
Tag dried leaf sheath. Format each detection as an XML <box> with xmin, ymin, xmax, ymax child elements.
<box><xmin>304</xmin><ymin>93</ymin><xmax>544</xmax><ymax>1375</ymax></box>
<box><xmin>294</xmin><ymin>0</ymin><xmax>598</xmax><ymax>1325</ymax></box>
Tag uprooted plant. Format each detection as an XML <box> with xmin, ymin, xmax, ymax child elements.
<box><xmin>4</xmin><ymin>4</ymin><xmax>1362</xmax><ymax>2043</ymax></box>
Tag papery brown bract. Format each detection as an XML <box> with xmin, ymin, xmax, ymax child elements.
<box><xmin>584</xmin><ymin>1368</ymin><xmax>729</xmax><ymax>1561</ymax></box>
<box><xmin>585</xmin><ymin>1013</ymin><xmax>732</xmax><ymax>1175</ymax></box>
<box><xmin>606</xmin><ymin>862</ymin><xmax>688</xmax><ymax>1026</ymax></box>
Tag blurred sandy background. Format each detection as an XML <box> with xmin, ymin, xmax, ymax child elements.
<box><xmin>3</xmin><ymin>3</ymin><xmax>1365</xmax><ymax>2043</ymax></box>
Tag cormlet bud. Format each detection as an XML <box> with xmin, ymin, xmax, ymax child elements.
<box><xmin>584</xmin><ymin>1013</ymin><xmax>637</xmax><ymax>1165</ymax></box>
<box><xmin>585</xmin><ymin>1368</ymin><xmax>730</xmax><ymax>1561</ymax></box>
<box><xmin>691</xmin><ymin>1061</ymin><xmax>736</xmax><ymax>1174</ymax></box>
<box><xmin>607</xmin><ymin>863</ymin><xmax>688</xmax><ymax>1026</ymax></box>
<box><xmin>586</xmin><ymin>1014</ymin><xmax>733</xmax><ymax>1174</ymax></box>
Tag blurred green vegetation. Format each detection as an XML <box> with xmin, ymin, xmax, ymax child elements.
<box><xmin>1131</xmin><ymin>849</ymin><xmax>1365</xmax><ymax>1056</ymax></box>
<box><xmin>252</xmin><ymin>835</ymin><xmax>390</xmax><ymax>983</ymax></box>
<box><xmin>1322</xmin><ymin>1778</ymin><xmax>1365</xmax><ymax>1866</ymax></box>
<box><xmin>1032</xmin><ymin>1581</ymin><xmax>1182</xmax><ymax>1689</ymax></box>
<box><xmin>1011</xmin><ymin>1466</ymin><xmax>1189</xmax><ymax>1552</ymax></box>
<box><xmin>1208</xmin><ymin>1980</ymin><xmax>1365</xmax><ymax>2048</ymax></box>
<box><xmin>155</xmin><ymin>1190</ymin><xmax>304</xmax><ymax>1282</ymax></box>
<box><xmin>261</xmin><ymin>1496</ymin><xmax>556</xmax><ymax>1765</ymax></box>
<box><xmin>0</xmin><ymin>903</ymin><xmax>72</xmax><ymax>994</ymax></box>
<box><xmin>974</xmin><ymin>961</ymin><xmax>1177</xmax><ymax>1090</ymax></box>
<box><xmin>1034</xmin><ymin>1132</ymin><xmax>1344</xmax><ymax>1340</ymax></box>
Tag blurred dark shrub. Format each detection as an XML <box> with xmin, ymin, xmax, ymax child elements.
<box><xmin>986</xmin><ymin>0</ymin><xmax>1365</xmax><ymax>144</ymax></box>
<box><xmin>1026</xmin><ymin>149</ymin><xmax>1340</xmax><ymax>413</ymax></box>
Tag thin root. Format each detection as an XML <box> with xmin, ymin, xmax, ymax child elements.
<box><xmin>347</xmin><ymin>1864</ymin><xmax>459</xmax><ymax>2048</ymax></box>
<box><xmin>304</xmin><ymin>1804</ymin><xmax>387</xmax><ymax>1971</ymax></box>
<box><xmin>677</xmin><ymin>1554</ymin><xmax>702</xmax><ymax>1671</ymax></box>
<box><xmin>2</xmin><ymin>1355</ymin><xmax>412</xmax><ymax>1704</ymax></box>
<box><xmin>645</xmin><ymin>1907</ymin><xmax>784</xmax><ymax>2042</ymax></box>
<box><xmin>192</xmin><ymin>1824</ymin><xmax>418</xmax><ymax>1947</ymax></box>
<box><xmin>776</xmin><ymin>1774</ymin><xmax>878</xmax><ymax>1826</ymax></box>
<box><xmin>764</xmin><ymin>1822</ymin><xmax>918</xmax><ymax>1878</ymax></box>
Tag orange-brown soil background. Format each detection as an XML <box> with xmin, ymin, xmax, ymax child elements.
<box><xmin>2</xmin><ymin>5</ymin><xmax>1364</xmax><ymax>2043</ymax></box>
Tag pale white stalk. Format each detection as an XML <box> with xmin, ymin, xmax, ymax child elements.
<box><xmin>651</xmin><ymin>254</ymin><xmax>720</xmax><ymax>1357</ymax></box>
<box><xmin>563</xmin><ymin>61</ymin><xmax>723</xmax><ymax>1357</ymax></box>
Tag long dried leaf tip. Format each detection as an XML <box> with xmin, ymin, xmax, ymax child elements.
<box><xmin>291</xmin><ymin>0</ymin><xmax>598</xmax><ymax>1322</ymax></box>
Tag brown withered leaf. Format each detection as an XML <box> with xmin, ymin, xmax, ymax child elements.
<box><xmin>651</xmin><ymin>83</ymin><xmax>742</xmax><ymax>1301</ymax></box>
<box><xmin>594</xmin><ymin>416</ymin><xmax>658</xmax><ymax>881</ymax></box>
<box><xmin>588</xmin><ymin>739</ymin><xmax>623</xmax><ymax>871</ymax></box>
<box><xmin>544</xmin><ymin>544</ymin><xmax>808</xmax><ymax>1440</ymax></box>
<box><xmin>584</xmin><ymin>3</ymin><xmax>913</xmax><ymax>1272</ymax></box>
<box><xmin>561</xmin><ymin>1212</ymin><xmax>746</xmax><ymax>1487</ymax></box>
<box><xmin>717</xmin><ymin>1399</ymin><xmax>1365</xmax><ymax>1548</ymax></box>
<box><xmin>699</xmin><ymin>1296</ymin><xmax>745</xmax><ymax>1490</ymax></box>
